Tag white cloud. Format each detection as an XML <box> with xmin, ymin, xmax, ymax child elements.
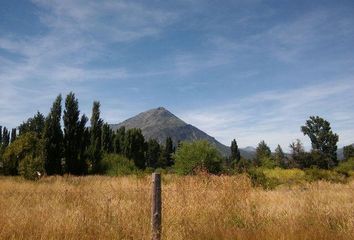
<box><xmin>0</xmin><ymin>0</ymin><xmax>178</xmax><ymax>128</ymax></box>
<box><xmin>179</xmin><ymin>79</ymin><xmax>354</xmax><ymax>150</ymax></box>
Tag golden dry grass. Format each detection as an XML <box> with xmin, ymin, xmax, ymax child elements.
<box><xmin>0</xmin><ymin>174</ymin><xmax>353</xmax><ymax>240</ymax></box>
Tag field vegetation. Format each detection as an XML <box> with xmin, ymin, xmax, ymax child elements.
<box><xmin>1</xmin><ymin>93</ymin><xmax>354</xmax><ymax>239</ymax></box>
<box><xmin>1</xmin><ymin>174</ymin><xmax>354</xmax><ymax>240</ymax></box>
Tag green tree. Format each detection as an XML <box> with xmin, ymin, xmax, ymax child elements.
<box><xmin>0</xmin><ymin>126</ymin><xmax>3</xmax><ymax>173</ymax></box>
<box><xmin>173</xmin><ymin>140</ymin><xmax>222</xmax><ymax>175</ymax></box>
<box><xmin>161</xmin><ymin>137</ymin><xmax>174</xmax><ymax>167</ymax></box>
<box><xmin>113</xmin><ymin>127</ymin><xmax>125</xmax><ymax>154</ymax></box>
<box><xmin>301</xmin><ymin>116</ymin><xmax>339</xmax><ymax>168</ymax></box>
<box><xmin>2</xmin><ymin>132</ymin><xmax>43</xmax><ymax>176</ymax></box>
<box><xmin>124</xmin><ymin>128</ymin><xmax>146</xmax><ymax>169</ymax></box>
<box><xmin>89</xmin><ymin>101</ymin><xmax>103</xmax><ymax>173</ymax></box>
<box><xmin>63</xmin><ymin>92</ymin><xmax>87</xmax><ymax>175</ymax></box>
<box><xmin>78</xmin><ymin>114</ymin><xmax>89</xmax><ymax>173</ymax></box>
<box><xmin>274</xmin><ymin>145</ymin><xmax>286</xmax><ymax>168</ymax></box>
<box><xmin>102</xmin><ymin>123</ymin><xmax>114</xmax><ymax>153</ymax></box>
<box><xmin>146</xmin><ymin>139</ymin><xmax>160</xmax><ymax>168</ymax></box>
<box><xmin>10</xmin><ymin>128</ymin><xmax>17</xmax><ymax>143</ymax></box>
<box><xmin>343</xmin><ymin>145</ymin><xmax>354</xmax><ymax>160</ymax></box>
<box><xmin>289</xmin><ymin>139</ymin><xmax>309</xmax><ymax>168</ymax></box>
<box><xmin>0</xmin><ymin>126</ymin><xmax>2</xmax><ymax>145</ymax></box>
<box><xmin>255</xmin><ymin>140</ymin><xmax>271</xmax><ymax>166</ymax></box>
<box><xmin>43</xmin><ymin>95</ymin><xmax>63</xmax><ymax>175</ymax></box>
<box><xmin>230</xmin><ymin>139</ymin><xmax>241</xmax><ymax>167</ymax></box>
<box><xmin>2</xmin><ymin>127</ymin><xmax>10</xmax><ymax>148</ymax></box>
<box><xmin>18</xmin><ymin>111</ymin><xmax>45</xmax><ymax>137</ymax></box>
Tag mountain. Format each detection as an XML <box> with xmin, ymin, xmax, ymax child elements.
<box><xmin>110</xmin><ymin>107</ymin><xmax>255</xmax><ymax>158</ymax></box>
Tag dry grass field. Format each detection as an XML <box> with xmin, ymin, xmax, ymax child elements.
<box><xmin>0</xmin><ymin>174</ymin><xmax>354</xmax><ymax>240</ymax></box>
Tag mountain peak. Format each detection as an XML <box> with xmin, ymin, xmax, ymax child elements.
<box><xmin>110</xmin><ymin>108</ymin><xmax>230</xmax><ymax>155</ymax></box>
<box><xmin>110</xmin><ymin>108</ymin><xmax>256</xmax><ymax>158</ymax></box>
<box><xmin>156</xmin><ymin>106</ymin><xmax>167</xmax><ymax>111</ymax></box>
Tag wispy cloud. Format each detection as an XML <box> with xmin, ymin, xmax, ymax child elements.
<box><xmin>179</xmin><ymin>79</ymin><xmax>354</xmax><ymax>150</ymax></box>
<box><xmin>0</xmin><ymin>0</ymin><xmax>353</xmax><ymax>150</ymax></box>
<box><xmin>0</xmin><ymin>0</ymin><xmax>178</xmax><ymax>128</ymax></box>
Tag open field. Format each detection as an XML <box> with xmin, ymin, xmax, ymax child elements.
<box><xmin>1</xmin><ymin>175</ymin><xmax>354</xmax><ymax>240</ymax></box>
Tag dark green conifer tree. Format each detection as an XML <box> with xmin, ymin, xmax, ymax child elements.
<box><xmin>255</xmin><ymin>140</ymin><xmax>271</xmax><ymax>166</ymax></box>
<box><xmin>274</xmin><ymin>144</ymin><xmax>286</xmax><ymax>168</ymax></box>
<box><xmin>230</xmin><ymin>139</ymin><xmax>241</xmax><ymax>167</ymax></box>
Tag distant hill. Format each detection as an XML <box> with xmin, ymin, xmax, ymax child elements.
<box><xmin>110</xmin><ymin>107</ymin><xmax>255</xmax><ymax>158</ymax></box>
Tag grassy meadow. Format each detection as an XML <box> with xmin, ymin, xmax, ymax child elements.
<box><xmin>1</xmin><ymin>173</ymin><xmax>354</xmax><ymax>240</ymax></box>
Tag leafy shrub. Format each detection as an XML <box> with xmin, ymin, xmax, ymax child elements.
<box><xmin>335</xmin><ymin>158</ymin><xmax>354</xmax><ymax>177</ymax></box>
<box><xmin>101</xmin><ymin>154</ymin><xmax>138</xmax><ymax>176</ymax></box>
<box><xmin>2</xmin><ymin>132</ymin><xmax>43</xmax><ymax>176</ymax></box>
<box><xmin>304</xmin><ymin>167</ymin><xmax>346</xmax><ymax>183</ymax></box>
<box><xmin>247</xmin><ymin>168</ymin><xmax>280</xmax><ymax>190</ymax></box>
<box><xmin>262</xmin><ymin>167</ymin><xmax>305</xmax><ymax>185</ymax></box>
<box><xmin>18</xmin><ymin>156</ymin><xmax>44</xmax><ymax>180</ymax></box>
<box><xmin>173</xmin><ymin>140</ymin><xmax>222</xmax><ymax>175</ymax></box>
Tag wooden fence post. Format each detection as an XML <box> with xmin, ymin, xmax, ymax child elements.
<box><xmin>151</xmin><ymin>172</ymin><xmax>162</xmax><ymax>240</ymax></box>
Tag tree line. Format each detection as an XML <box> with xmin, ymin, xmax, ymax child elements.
<box><xmin>1</xmin><ymin>93</ymin><xmax>354</xmax><ymax>179</ymax></box>
<box><xmin>0</xmin><ymin>93</ymin><xmax>175</xmax><ymax>179</ymax></box>
<box><xmin>228</xmin><ymin>116</ymin><xmax>354</xmax><ymax>172</ymax></box>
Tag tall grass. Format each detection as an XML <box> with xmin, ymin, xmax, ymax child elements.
<box><xmin>0</xmin><ymin>175</ymin><xmax>353</xmax><ymax>239</ymax></box>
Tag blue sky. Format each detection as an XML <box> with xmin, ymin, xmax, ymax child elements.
<box><xmin>1</xmin><ymin>0</ymin><xmax>354</xmax><ymax>150</ymax></box>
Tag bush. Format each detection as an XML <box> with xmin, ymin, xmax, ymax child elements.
<box><xmin>2</xmin><ymin>132</ymin><xmax>43</xmax><ymax>176</ymax></box>
<box><xmin>18</xmin><ymin>155</ymin><xmax>44</xmax><ymax>180</ymax></box>
<box><xmin>335</xmin><ymin>158</ymin><xmax>354</xmax><ymax>177</ymax></box>
<box><xmin>263</xmin><ymin>167</ymin><xmax>305</xmax><ymax>185</ymax></box>
<box><xmin>304</xmin><ymin>167</ymin><xmax>346</xmax><ymax>183</ymax></box>
<box><xmin>247</xmin><ymin>168</ymin><xmax>280</xmax><ymax>190</ymax></box>
<box><xmin>101</xmin><ymin>154</ymin><xmax>138</xmax><ymax>176</ymax></box>
<box><xmin>173</xmin><ymin>140</ymin><xmax>222</xmax><ymax>175</ymax></box>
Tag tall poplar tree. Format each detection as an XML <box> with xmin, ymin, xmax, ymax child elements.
<box><xmin>163</xmin><ymin>137</ymin><xmax>174</xmax><ymax>167</ymax></box>
<box><xmin>124</xmin><ymin>128</ymin><xmax>145</xmax><ymax>169</ymax></box>
<box><xmin>0</xmin><ymin>126</ymin><xmax>2</xmax><ymax>145</ymax></box>
<box><xmin>146</xmin><ymin>139</ymin><xmax>160</xmax><ymax>168</ymax></box>
<box><xmin>10</xmin><ymin>128</ymin><xmax>17</xmax><ymax>143</ymax></box>
<box><xmin>43</xmin><ymin>95</ymin><xmax>63</xmax><ymax>175</ymax></box>
<box><xmin>102</xmin><ymin>123</ymin><xmax>113</xmax><ymax>153</ymax></box>
<box><xmin>2</xmin><ymin>127</ymin><xmax>10</xmax><ymax>148</ymax></box>
<box><xmin>113</xmin><ymin>126</ymin><xmax>125</xmax><ymax>154</ymax></box>
<box><xmin>89</xmin><ymin>101</ymin><xmax>103</xmax><ymax>173</ymax></box>
<box><xmin>63</xmin><ymin>92</ymin><xmax>87</xmax><ymax>175</ymax></box>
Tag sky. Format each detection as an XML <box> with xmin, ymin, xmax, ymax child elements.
<box><xmin>0</xmin><ymin>0</ymin><xmax>354</xmax><ymax>151</ymax></box>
